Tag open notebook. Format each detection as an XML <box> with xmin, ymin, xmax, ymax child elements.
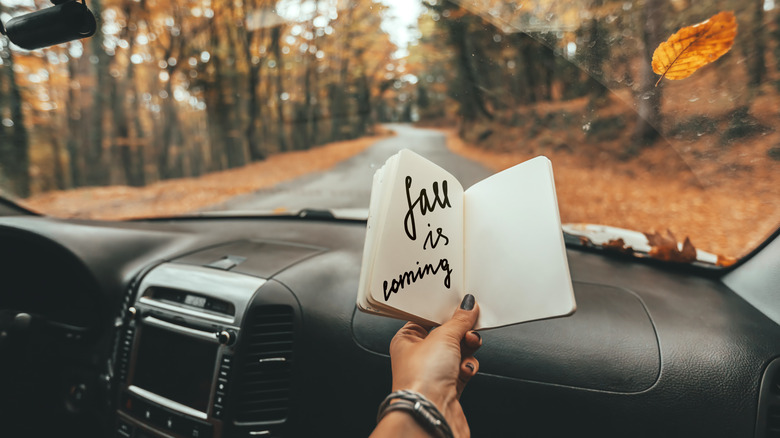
<box><xmin>356</xmin><ymin>149</ymin><xmax>576</xmax><ymax>330</ymax></box>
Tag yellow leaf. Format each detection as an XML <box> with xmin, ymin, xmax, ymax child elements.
<box><xmin>652</xmin><ymin>11</ymin><xmax>737</xmax><ymax>86</ymax></box>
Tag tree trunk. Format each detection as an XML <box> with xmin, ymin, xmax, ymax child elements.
<box><xmin>65</xmin><ymin>50</ymin><xmax>85</xmax><ymax>187</ymax></box>
<box><xmin>244</xmin><ymin>30</ymin><xmax>266</xmax><ymax>161</ymax></box>
<box><xmin>585</xmin><ymin>18</ymin><xmax>609</xmax><ymax>102</ymax></box>
<box><xmin>448</xmin><ymin>19</ymin><xmax>493</xmax><ymax>121</ymax></box>
<box><xmin>0</xmin><ymin>44</ymin><xmax>31</xmax><ymax>197</ymax></box>
<box><xmin>356</xmin><ymin>73</ymin><xmax>372</xmax><ymax>136</ymax></box>
<box><xmin>748</xmin><ymin>0</ymin><xmax>766</xmax><ymax>89</ymax></box>
<box><xmin>115</xmin><ymin>2</ymin><xmax>146</xmax><ymax>186</ymax></box>
<box><xmin>270</xmin><ymin>26</ymin><xmax>288</xmax><ymax>151</ymax></box>
<box><xmin>87</xmin><ymin>0</ymin><xmax>112</xmax><ymax>186</ymax></box>
<box><xmin>47</xmin><ymin>136</ymin><xmax>67</xmax><ymax>190</ymax></box>
<box><xmin>159</xmin><ymin>79</ymin><xmax>184</xmax><ymax>179</ymax></box>
<box><xmin>631</xmin><ymin>0</ymin><xmax>665</xmax><ymax>153</ymax></box>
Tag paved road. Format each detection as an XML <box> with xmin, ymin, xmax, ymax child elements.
<box><xmin>211</xmin><ymin>124</ymin><xmax>493</xmax><ymax>213</ymax></box>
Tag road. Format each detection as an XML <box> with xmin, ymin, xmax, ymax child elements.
<box><xmin>212</xmin><ymin>124</ymin><xmax>493</xmax><ymax>213</ymax></box>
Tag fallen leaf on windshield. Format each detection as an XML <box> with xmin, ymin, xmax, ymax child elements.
<box><xmin>652</xmin><ymin>11</ymin><xmax>737</xmax><ymax>86</ymax></box>
<box><xmin>644</xmin><ymin>230</ymin><xmax>697</xmax><ymax>263</ymax></box>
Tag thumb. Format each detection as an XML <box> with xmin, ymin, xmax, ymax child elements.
<box><xmin>433</xmin><ymin>294</ymin><xmax>479</xmax><ymax>343</ymax></box>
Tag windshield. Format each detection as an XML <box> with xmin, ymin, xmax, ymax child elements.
<box><xmin>0</xmin><ymin>0</ymin><xmax>777</xmax><ymax>260</ymax></box>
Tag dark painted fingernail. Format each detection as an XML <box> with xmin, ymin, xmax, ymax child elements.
<box><xmin>460</xmin><ymin>294</ymin><xmax>475</xmax><ymax>311</ymax></box>
<box><xmin>465</xmin><ymin>362</ymin><xmax>475</xmax><ymax>372</ymax></box>
<box><xmin>470</xmin><ymin>330</ymin><xmax>481</xmax><ymax>341</ymax></box>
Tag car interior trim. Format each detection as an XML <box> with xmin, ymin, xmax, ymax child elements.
<box><xmin>138</xmin><ymin>297</ymin><xmax>236</xmax><ymax>326</ymax></box>
<box><xmin>141</xmin><ymin>316</ymin><xmax>222</xmax><ymax>343</ymax></box>
<box><xmin>128</xmin><ymin>385</ymin><xmax>209</xmax><ymax>420</ymax></box>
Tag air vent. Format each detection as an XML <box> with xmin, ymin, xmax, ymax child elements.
<box><xmin>757</xmin><ymin>358</ymin><xmax>780</xmax><ymax>438</ymax></box>
<box><xmin>235</xmin><ymin>305</ymin><xmax>294</xmax><ymax>423</ymax></box>
<box><xmin>111</xmin><ymin>268</ymin><xmax>148</xmax><ymax>385</ymax></box>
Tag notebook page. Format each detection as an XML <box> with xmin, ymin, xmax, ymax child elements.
<box><xmin>357</xmin><ymin>157</ymin><xmax>394</xmax><ymax>312</ymax></box>
<box><xmin>368</xmin><ymin>149</ymin><xmax>465</xmax><ymax>325</ymax></box>
<box><xmin>463</xmin><ymin>156</ymin><xmax>575</xmax><ymax>329</ymax></box>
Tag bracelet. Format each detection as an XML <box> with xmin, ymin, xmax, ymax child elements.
<box><xmin>376</xmin><ymin>390</ymin><xmax>454</xmax><ymax>438</ymax></box>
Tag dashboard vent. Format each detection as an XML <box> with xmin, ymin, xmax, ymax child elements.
<box><xmin>757</xmin><ymin>357</ymin><xmax>780</xmax><ymax>438</ymax></box>
<box><xmin>235</xmin><ymin>305</ymin><xmax>294</xmax><ymax>423</ymax></box>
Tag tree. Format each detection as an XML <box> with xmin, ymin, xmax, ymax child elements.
<box><xmin>631</xmin><ymin>0</ymin><xmax>665</xmax><ymax>152</ymax></box>
<box><xmin>0</xmin><ymin>39</ymin><xmax>30</xmax><ymax>197</ymax></box>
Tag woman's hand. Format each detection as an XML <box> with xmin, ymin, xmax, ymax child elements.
<box><xmin>383</xmin><ymin>294</ymin><xmax>482</xmax><ymax>437</ymax></box>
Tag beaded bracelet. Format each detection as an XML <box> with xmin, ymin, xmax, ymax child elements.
<box><xmin>376</xmin><ymin>390</ymin><xmax>454</xmax><ymax>438</ymax></box>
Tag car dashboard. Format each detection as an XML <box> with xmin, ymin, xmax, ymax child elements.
<box><xmin>0</xmin><ymin>215</ymin><xmax>778</xmax><ymax>437</ymax></box>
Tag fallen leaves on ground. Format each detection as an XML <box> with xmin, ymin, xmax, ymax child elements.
<box><xmin>644</xmin><ymin>230</ymin><xmax>697</xmax><ymax>263</ymax></box>
<box><xmin>440</xmin><ymin>128</ymin><xmax>777</xmax><ymax>259</ymax></box>
<box><xmin>652</xmin><ymin>11</ymin><xmax>737</xmax><ymax>86</ymax></box>
<box><xmin>22</xmin><ymin>132</ymin><xmax>391</xmax><ymax>220</ymax></box>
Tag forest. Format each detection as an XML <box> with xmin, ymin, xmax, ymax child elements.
<box><xmin>0</xmin><ymin>0</ymin><xmax>778</xmax><ymax>256</ymax></box>
<box><xmin>0</xmin><ymin>0</ymin><xmax>405</xmax><ymax>197</ymax></box>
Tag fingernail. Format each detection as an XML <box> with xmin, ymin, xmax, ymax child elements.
<box><xmin>470</xmin><ymin>330</ymin><xmax>481</xmax><ymax>342</ymax></box>
<box><xmin>465</xmin><ymin>362</ymin><xmax>475</xmax><ymax>372</ymax></box>
<box><xmin>460</xmin><ymin>294</ymin><xmax>475</xmax><ymax>311</ymax></box>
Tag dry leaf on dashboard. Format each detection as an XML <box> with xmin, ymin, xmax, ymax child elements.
<box><xmin>716</xmin><ymin>254</ymin><xmax>737</xmax><ymax>267</ymax></box>
<box><xmin>602</xmin><ymin>238</ymin><xmax>635</xmax><ymax>255</ymax></box>
<box><xmin>652</xmin><ymin>11</ymin><xmax>737</xmax><ymax>86</ymax></box>
<box><xmin>644</xmin><ymin>230</ymin><xmax>698</xmax><ymax>263</ymax></box>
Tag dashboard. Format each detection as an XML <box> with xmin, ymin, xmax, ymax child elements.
<box><xmin>0</xmin><ymin>214</ymin><xmax>778</xmax><ymax>437</ymax></box>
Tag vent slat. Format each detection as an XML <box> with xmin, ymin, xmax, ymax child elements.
<box><xmin>235</xmin><ymin>305</ymin><xmax>294</xmax><ymax>423</ymax></box>
<box><xmin>249</xmin><ymin>332</ymin><xmax>294</xmax><ymax>339</ymax></box>
<box><xmin>240</xmin><ymin>375</ymin><xmax>290</xmax><ymax>381</ymax></box>
<box><xmin>238</xmin><ymin>389</ymin><xmax>290</xmax><ymax>398</ymax></box>
<box><xmin>247</xmin><ymin>350</ymin><xmax>293</xmax><ymax>358</ymax></box>
<box><xmin>245</xmin><ymin>340</ymin><xmax>293</xmax><ymax>348</ymax></box>
<box><xmin>250</xmin><ymin>322</ymin><xmax>293</xmax><ymax>329</ymax></box>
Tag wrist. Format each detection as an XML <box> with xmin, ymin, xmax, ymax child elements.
<box><xmin>372</xmin><ymin>410</ymin><xmax>432</xmax><ymax>438</ymax></box>
<box><xmin>394</xmin><ymin>383</ymin><xmax>454</xmax><ymax>413</ymax></box>
<box><xmin>392</xmin><ymin>387</ymin><xmax>469</xmax><ymax>438</ymax></box>
<box><xmin>377</xmin><ymin>390</ymin><xmax>454</xmax><ymax>438</ymax></box>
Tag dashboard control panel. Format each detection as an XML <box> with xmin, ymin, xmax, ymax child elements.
<box><xmin>115</xmin><ymin>263</ymin><xmax>265</xmax><ymax>438</ymax></box>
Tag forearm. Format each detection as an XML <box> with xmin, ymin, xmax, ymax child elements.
<box><xmin>370</xmin><ymin>410</ymin><xmax>432</xmax><ymax>438</ymax></box>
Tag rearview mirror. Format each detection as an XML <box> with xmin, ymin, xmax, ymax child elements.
<box><xmin>1</xmin><ymin>0</ymin><xmax>96</xmax><ymax>50</ymax></box>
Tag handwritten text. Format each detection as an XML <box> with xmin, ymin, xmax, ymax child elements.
<box><xmin>383</xmin><ymin>259</ymin><xmax>453</xmax><ymax>301</ymax></box>
<box><xmin>403</xmin><ymin>176</ymin><xmax>452</xmax><ymax>241</ymax></box>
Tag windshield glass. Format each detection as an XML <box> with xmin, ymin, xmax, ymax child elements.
<box><xmin>0</xmin><ymin>0</ymin><xmax>778</xmax><ymax>261</ymax></box>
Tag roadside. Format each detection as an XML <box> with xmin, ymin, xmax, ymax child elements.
<box><xmin>20</xmin><ymin>131</ymin><xmax>392</xmax><ymax>220</ymax></box>
<box><xmin>442</xmin><ymin>128</ymin><xmax>778</xmax><ymax>258</ymax></box>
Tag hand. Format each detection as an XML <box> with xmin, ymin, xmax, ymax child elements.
<box><xmin>387</xmin><ymin>294</ymin><xmax>482</xmax><ymax>437</ymax></box>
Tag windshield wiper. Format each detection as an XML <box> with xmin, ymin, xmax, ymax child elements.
<box><xmin>131</xmin><ymin>208</ymin><xmax>369</xmax><ymax>223</ymax></box>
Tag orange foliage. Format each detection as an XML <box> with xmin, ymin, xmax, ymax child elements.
<box><xmin>440</xmin><ymin>127</ymin><xmax>778</xmax><ymax>258</ymax></box>
<box><xmin>601</xmin><ymin>238</ymin><xmax>635</xmax><ymax>255</ymax></box>
<box><xmin>644</xmin><ymin>230</ymin><xmax>697</xmax><ymax>264</ymax></box>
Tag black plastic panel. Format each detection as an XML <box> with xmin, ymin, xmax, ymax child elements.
<box><xmin>353</xmin><ymin>282</ymin><xmax>660</xmax><ymax>392</ymax></box>
<box><xmin>171</xmin><ymin>240</ymin><xmax>325</xmax><ymax>279</ymax></box>
<box><xmin>755</xmin><ymin>357</ymin><xmax>780</xmax><ymax>438</ymax></box>
<box><xmin>0</xmin><ymin>216</ymin><xmax>778</xmax><ymax>437</ymax></box>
